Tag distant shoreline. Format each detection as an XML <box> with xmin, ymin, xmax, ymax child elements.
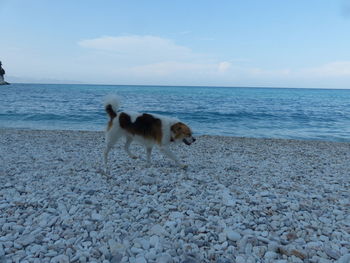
<box><xmin>5</xmin><ymin>81</ymin><xmax>350</xmax><ymax>90</ymax></box>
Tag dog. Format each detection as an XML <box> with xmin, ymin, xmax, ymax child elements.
<box><xmin>103</xmin><ymin>95</ymin><xmax>195</xmax><ymax>169</ymax></box>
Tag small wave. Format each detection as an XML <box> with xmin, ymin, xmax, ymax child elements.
<box><xmin>0</xmin><ymin>112</ymin><xmax>106</xmax><ymax>122</ymax></box>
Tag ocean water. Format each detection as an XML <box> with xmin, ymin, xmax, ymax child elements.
<box><xmin>1</xmin><ymin>83</ymin><xmax>350</xmax><ymax>142</ymax></box>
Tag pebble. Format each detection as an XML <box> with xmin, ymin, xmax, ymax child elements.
<box><xmin>141</xmin><ymin>176</ymin><xmax>157</xmax><ymax>185</ymax></box>
<box><xmin>265</xmin><ymin>251</ymin><xmax>278</xmax><ymax>260</ymax></box>
<box><xmin>0</xmin><ymin>244</ymin><xmax>4</xmax><ymax>257</ymax></box>
<box><xmin>338</xmin><ymin>254</ymin><xmax>350</xmax><ymax>263</ymax></box>
<box><xmin>156</xmin><ymin>253</ymin><xmax>173</xmax><ymax>263</ymax></box>
<box><xmin>91</xmin><ymin>212</ymin><xmax>104</xmax><ymax>221</ymax></box>
<box><xmin>51</xmin><ymin>255</ymin><xmax>69</xmax><ymax>263</ymax></box>
<box><xmin>16</xmin><ymin>235</ymin><xmax>35</xmax><ymax>246</ymax></box>
<box><xmin>235</xmin><ymin>255</ymin><xmax>246</xmax><ymax>263</ymax></box>
<box><xmin>225</xmin><ymin>230</ymin><xmax>241</xmax><ymax>242</ymax></box>
<box><xmin>324</xmin><ymin>247</ymin><xmax>341</xmax><ymax>260</ymax></box>
<box><xmin>110</xmin><ymin>253</ymin><xmax>123</xmax><ymax>263</ymax></box>
<box><xmin>145</xmin><ymin>251</ymin><xmax>157</xmax><ymax>260</ymax></box>
<box><xmin>150</xmin><ymin>235</ymin><xmax>160</xmax><ymax>247</ymax></box>
<box><xmin>151</xmin><ymin>225</ymin><xmax>167</xmax><ymax>236</ymax></box>
<box><xmin>135</xmin><ymin>256</ymin><xmax>147</xmax><ymax>263</ymax></box>
<box><xmin>140</xmin><ymin>239</ymin><xmax>150</xmax><ymax>250</ymax></box>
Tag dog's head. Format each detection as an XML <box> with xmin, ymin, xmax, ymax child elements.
<box><xmin>171</xmin><ymin>122</ymin><xmax>196</xmax><ymax>145</ymax></box>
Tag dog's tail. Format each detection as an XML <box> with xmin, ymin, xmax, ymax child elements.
<box><xmin>104</xmin><ymin>94</ymin><xmax>121</xmax><ymax>120</ymax></box>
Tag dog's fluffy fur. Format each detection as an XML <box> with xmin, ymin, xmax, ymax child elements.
<box><xmin>103</xmin><ymin>95</ymin><xmax>195</xmax><ymax>169</ymax></box>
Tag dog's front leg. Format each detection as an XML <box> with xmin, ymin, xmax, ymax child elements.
<box><xmin>125</xmin><ymin>137</ymin><xmax>137</xmax><ymax>159</ymax></box>
<box><xmin>160</xmin><ymin>146</ymin><xmax>187</xmax><ymax>168</ymax></box>
<box><xmin>103</xmin><ymin>148</ymin><xmax>112</xmax><ymax>175</ymax></box>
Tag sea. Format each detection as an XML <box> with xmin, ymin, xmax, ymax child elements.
<box><xmin>1</xmin><ymin>83</ymin><xmax>350</xmax><ymax>142</ymax></box>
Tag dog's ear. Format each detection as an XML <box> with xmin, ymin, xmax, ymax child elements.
<box><xmin>171</xmin><ymin>123</ymin><xmax>183</xmax><ymax>133</ymax></box>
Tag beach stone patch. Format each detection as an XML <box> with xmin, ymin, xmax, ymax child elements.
<box><xmin>1</xmin><ymin>129</ymin><xmax>350</xmax><ymax>262</ymax></box>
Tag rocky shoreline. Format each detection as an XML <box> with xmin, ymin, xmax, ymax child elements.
<box><xmin>1</xmin><ymin>129</ymin><xmax>350</xmax><ymax>262</ymax></box>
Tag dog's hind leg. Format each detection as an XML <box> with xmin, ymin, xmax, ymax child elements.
<box><xmin>104</xmin><ymin>130</ymin><xmax>122</xmax><ymax>172</ymax></box>
<box><xmin>146</xmin><ymin>147</ymin><xmax>153</xmax><ymax>167</ymax></box>
<box><xmin>124</xmin><ymin>137</ymin><xmax>137</xmax><ymax>159</ymax></box>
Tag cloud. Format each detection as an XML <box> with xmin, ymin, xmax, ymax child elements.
<box><xmin>77</xmin><ymin>35</ymin><xmax>235</xmax><ymax>80</ymax></box>
<box><xmin>76</xmin><ymin>35</ymin><xmax>302</xmax><ymax>81</ymax></box>
<box><xmin>218</xmin><ymin>61</ymin><xmax>232</xmax><ymax>73</ymax></box>
<box><xmin>78</xmin><ymin>35</ymin><xmax>196</xmax><ymax>63</ymax></box>
<box><xmin>301</xmin><ymin>61</ymin><xmax>350</xmax><ymax>77</ymax></box>
<box><xmin>130</xmin><ymin>61</ymin><xmax>214</xmax><ymax>76</ymax></box>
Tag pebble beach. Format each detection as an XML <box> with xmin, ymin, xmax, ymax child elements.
<box><xmin>1</xmin><ymin>128</ymin><xmax>350</xmax><ymax>263</ymax></box>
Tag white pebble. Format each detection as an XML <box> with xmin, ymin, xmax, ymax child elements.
<box><xmin>226</xmin><ymin>230</ymin><xmax>241</xmax><ymax>241</ymax></box>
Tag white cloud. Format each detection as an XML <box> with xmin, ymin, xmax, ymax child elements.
<box><xmin>218</xmin><ymin>61</ymin><xmax>232</xmax><ymax>73</ymax></box>
<box><xmin>130</xmin><ymin>61</ymin><xmax>214</xmax><ymax>76</ymax></box>
<box><xmin>77</xmin><ymin>35</ymin><xmax>230</xmax><ymax>81</ymax></box>
<box><xmin>78</xmin><ymin>35</ymin><xmax>195</xmax><ymax>63</ymax></box>
<box><xmin>301</xmin><ymin>61</ymin><xmax>350</xmax><ymax>77</ymax></box>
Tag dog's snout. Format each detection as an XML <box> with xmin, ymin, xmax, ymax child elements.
<box><xmin>193</xmin><ymin>137</ymin><xmax>196</xmax><ymax>142</ymax></box>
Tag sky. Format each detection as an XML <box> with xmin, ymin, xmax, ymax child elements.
<box><xmin>1</xmin><ymin>0</ymin><xmax>350</xmax><ymax>88</ymax></box>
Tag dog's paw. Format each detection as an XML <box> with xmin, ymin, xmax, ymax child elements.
<box><xmin>99</xmin><ymin>168</ymin><xmax>112</xmax><ymax>178</ymax></box>
<box><xmin>180</xmin><ymin>164</ymin><xmax>188</xmax><ymax>169</ymax></box>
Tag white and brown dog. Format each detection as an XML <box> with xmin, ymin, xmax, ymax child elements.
<box><xmin>103</xmin><ymin>95</ymin><xmax>195</xmax><ymax>169</ymax></box>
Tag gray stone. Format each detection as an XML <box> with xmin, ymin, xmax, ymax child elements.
<box><xmin>0</xmin><ymin>244</ymin><xmax>4</xmax><ymax>257</ymax></box>
<box><xmin>337</xmin><ymin>254</ymin><xmax>350</xmax><ymax>263</ymax></box>
<box><xmin>109</xmin><ymin>253</ymin><xmax>123</xmax><ymax>263</ymax></box>
<box><xmin>226</xmin><ymin>230</ymin><xmax>241</xmax><ymax>242</ymax></box>
<box><xmin>156</xmin><ymin>253</ymin><xmax>173</xmax><ymax>263</ymax></box>
<box><xmin>135</xmin><ymin>256</ymin><xmax>147</xmax><ymax>263</ymax></box>
<box><xmin>91</xmin><ymin>212</ymin><xmax>104</xmax><ymax>221</ymax></box>
<box><xmin>151</xmin><ymin>224</ymin><xmax>167</xmax><ymax>236</ymax></box>
<box><xmin>16</xmin><ymin>235</ymin><xmax>35</xmax><ymax>246</ymax></box>
<box><xmin>50</xmin><ymin>254</ymin><xmax>69</xmax><ymax>263</ymax></box>
<box><xmin>324</xmin><ymin>247</ymin><xmax>340</xmax><ymax>260</ymax></box>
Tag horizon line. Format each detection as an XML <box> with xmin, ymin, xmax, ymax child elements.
<box><xmin>6</xmin><ymin>82</ymin><xmax>350</xmax><ymax>91</ymax></box>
